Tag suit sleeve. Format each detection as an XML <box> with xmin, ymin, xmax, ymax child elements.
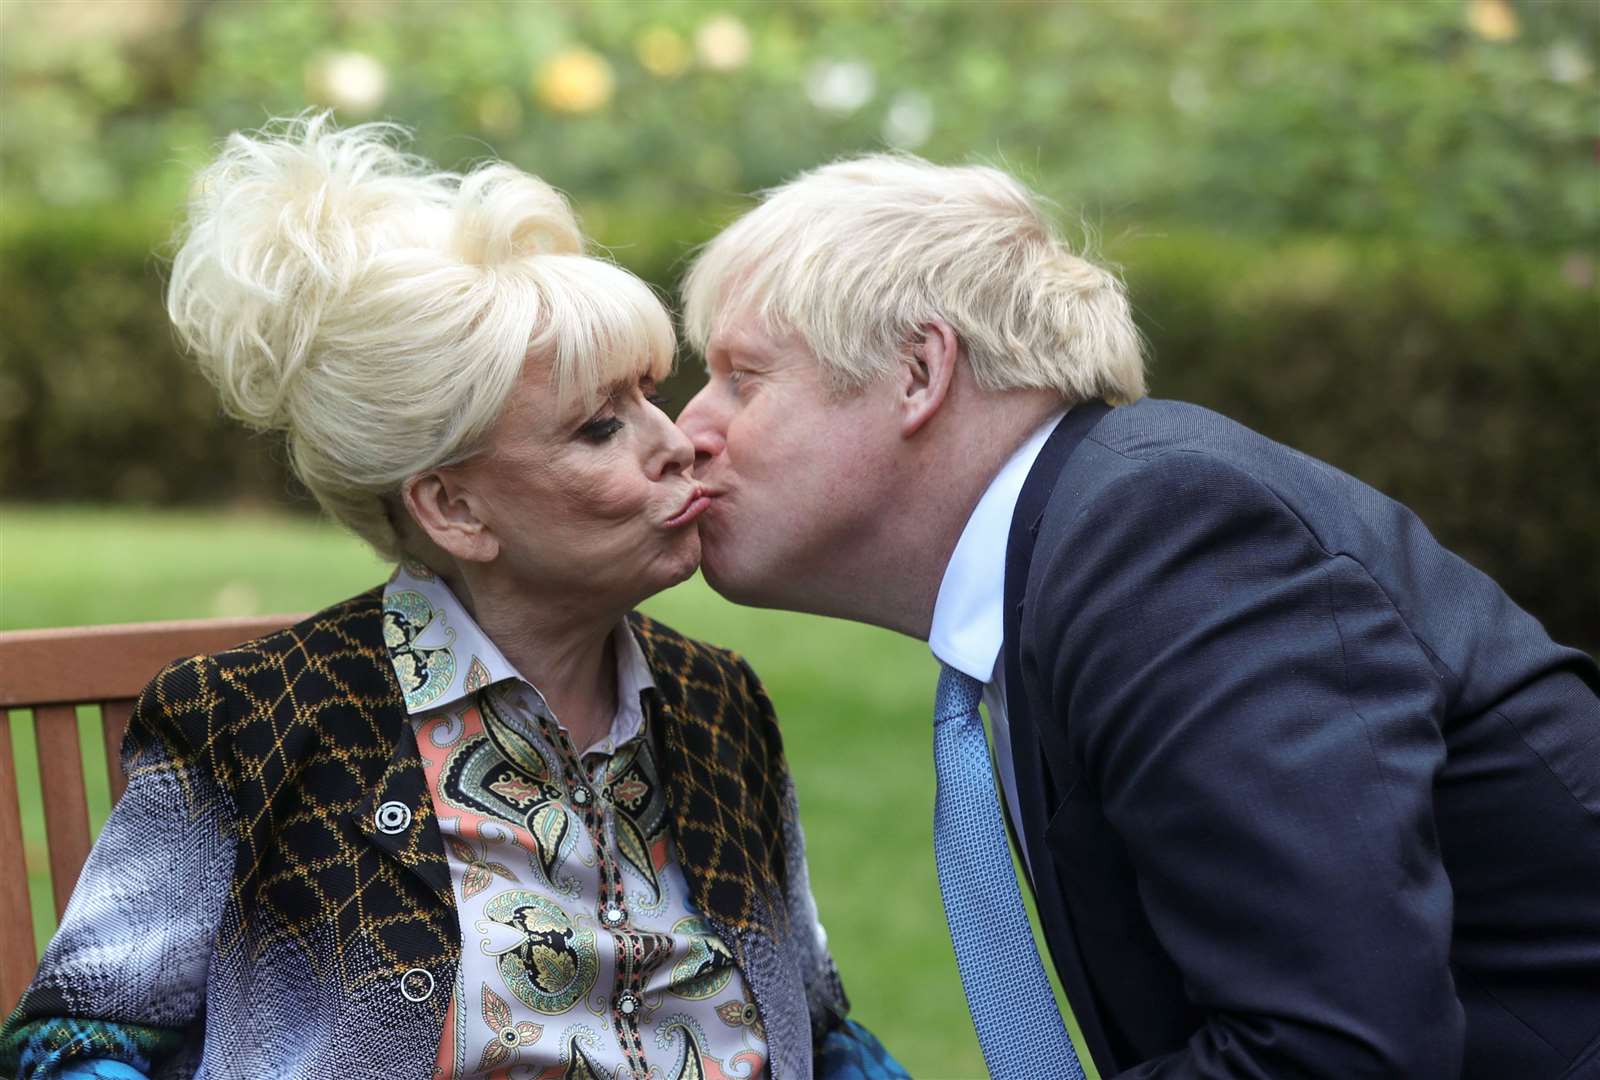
<box><xmin>1030</xmin><ymin>452</ymin><xmax>1463</xmax><ymax>1079</ymax></box>
<box><xmin>1</xmin><ymin>657</ymin><xmax>239</xmax><ymax>1079</ymax></box>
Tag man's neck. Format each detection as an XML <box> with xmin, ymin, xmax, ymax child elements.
<box><xmin>835</xmin><ymin>386</ymin><xmax>1065</xmax><ymax>641</ymax></box>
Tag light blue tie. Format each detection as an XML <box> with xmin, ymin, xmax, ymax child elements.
<box><xmin>933</xmin><ymin>663</ymin><xmax>1087</xmax><ymax>1079</ymax></box>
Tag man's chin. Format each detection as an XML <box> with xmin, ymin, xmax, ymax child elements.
<box><xmin>699</xmin><ymin>543</ymin><xmax>775</xmax><ymax>609</ymax></box>
<box><xmin>698</xmin><ymin>549</ymin><xmax>745</xmax><ymax>602</ymax></box>
<box><xmin>708</xmin><ymin>570</ymin><xmax>823</xmax><ymax>622</ymax></box>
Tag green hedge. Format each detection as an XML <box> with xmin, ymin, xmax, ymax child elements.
<box><xmin>0</xmin><ymin>214</ymin><xmax>291</xmax><ymax>507</ymax></box>
<box><xmin>2</xmin><ymin>211</ymin><xmax>1595</xmax><ymax>653</ymax></box>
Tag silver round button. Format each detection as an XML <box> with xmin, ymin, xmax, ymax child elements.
<box><xmin>400</xmin><ymin>966</ymin><xmax>434</xmax><ymax>1002</ymax></box>
<box><xmin>571</xmin><ymin>784</ymin><xmax>592</xmax><ymax>806</ymax></box>
<box><xmin>617</xmin><ymin>991</ymin><xmax>639</xmax><ymax>1016</ymax></box>
<box><xmin>375</xmin><ymin>800</ymin><xmax>412</xmax><ymax>835</ymax></box>
<box><xmin>602</xmin><ymin>905</ymin><xmax>625</xmax><ymax>926</ymax></box>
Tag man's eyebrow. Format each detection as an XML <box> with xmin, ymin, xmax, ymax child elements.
<box><xmin>705</xmin><ymin>341</ymin><xmax>745</xmax><ymax>368</ymax></box>
<box><xmin>720</xmin><ymin>340</ymin><xmax>770</xmax><ymax>367</ymax></box>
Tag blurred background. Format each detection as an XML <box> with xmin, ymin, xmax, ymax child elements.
<box><xmin>1</xmin><ymin>0</ymin><xmax>1595</xmax><ymax>1074</ymax></box>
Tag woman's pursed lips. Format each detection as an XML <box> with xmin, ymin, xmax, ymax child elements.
<box><xmin>665</xmin><ymin>485</ymin><xmax>717</xmax><ymax>528</ymax></box>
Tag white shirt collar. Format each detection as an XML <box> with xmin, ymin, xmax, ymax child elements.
<box><xmin>381</xmin><ymin>562</ymin><xmax>655</xmax><ymax>750</ymax></box>
<box><xmin>928</xmin><ymin>409</ymin><xmax>1067</xmax><ymax>683</ymax></box>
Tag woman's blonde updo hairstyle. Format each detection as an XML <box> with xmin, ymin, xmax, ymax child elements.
<box><xmin>167</xmin><ymin>112</ymin><xmax>674</xmax><ymax>559</ymax></box>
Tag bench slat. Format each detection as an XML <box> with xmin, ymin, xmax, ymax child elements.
<box><xmin>1</xmin><ymin>711</ymin><xmax>38</xmax><ymax>1012</ymax></box>
<box><xmin>101</xmin><ymin>700</ymin><xmax>133</xmax><ymax>803</ymax></box>
<box><xmin>0</xmin><ymin>615</ymin><xmax>300</xmax><ymax>707</ymax></box>
<box><xmin>0</xmin><ymin>615</ymin><xmax>300</xmax><ymax>1012</ymax></box>
<box><xmin>34</xmin><ymin>705</ymin><xmax>92</xmax><ymax>919</ymax></box>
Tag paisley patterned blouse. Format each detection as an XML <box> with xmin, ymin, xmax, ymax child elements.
<box><xmin>384</xmin><ymin>565</ymin><xmax>767</xmax><ymax>1079</ymax></box>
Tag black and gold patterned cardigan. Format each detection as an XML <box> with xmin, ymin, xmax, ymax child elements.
<box><xmin>2</xmin><ymin>589</ymin><xmax>849</xmax><ymax>1079</ymax></box>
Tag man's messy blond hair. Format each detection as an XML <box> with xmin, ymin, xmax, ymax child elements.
<box><xmin>682</xmin><ymin>153</ymin><xmax>1145</xmax><ymax>404</ymax></box>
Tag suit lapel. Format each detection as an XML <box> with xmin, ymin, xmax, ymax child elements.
<box><xmin>1002</xmin><ymin>400</ymin><xmax>1111</xmax><ymax>766</ymax></box>
<box><xmin>1002</xmin><ymin>400</ymin><xmax>1113</xmax><ymax>1069</ymax></box>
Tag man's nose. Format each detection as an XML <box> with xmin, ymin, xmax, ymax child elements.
<box><xmin>676</xmin><ymin>384</ymin><xmax>725</xmax><ymax>468</ymax></box>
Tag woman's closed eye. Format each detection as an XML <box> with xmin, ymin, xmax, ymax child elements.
<box><xmin>578</xmin><ymin>379</ymin><xmax>670</xmax><ymax>442</ymax></box>
<box><xmin>577</xmin><ymin>414</ymin><xmax>624</xmax><ymax>443</ymax></box>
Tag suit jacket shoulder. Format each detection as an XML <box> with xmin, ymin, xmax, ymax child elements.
<box><xmin>1013</xmin><ymin>397</ymin><xmax>1600</xmax><ymax>1077</ymax></box>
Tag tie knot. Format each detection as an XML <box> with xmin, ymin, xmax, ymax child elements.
<box><xmin>934</xmin><ymin>664</ymin><xmax>984</xmax><ymax>725</ymax></box>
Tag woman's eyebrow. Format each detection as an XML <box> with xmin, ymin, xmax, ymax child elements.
<box><xmin>601</xmin><ymin>373</ymin><xmax>636</xmax><ymax>397</ymax></box>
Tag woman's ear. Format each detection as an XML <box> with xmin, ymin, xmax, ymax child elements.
<box><xmin>896</xmin><ymin>319</ymin><xmax>960</xmax><ymax>437</ymax></box>
<box><xmin>400</xmin><ymin>470</ymin><xmax>500</xmax><ymax>564</ymax></box>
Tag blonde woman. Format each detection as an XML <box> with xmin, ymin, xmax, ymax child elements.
<box><xmin>1</xmin><ymin>116</ymin><xmax>904</xmax><ymax>1080</ymax></box>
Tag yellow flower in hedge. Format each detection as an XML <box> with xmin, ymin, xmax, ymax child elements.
<box><xmin>695</xmin><ymin>15</ymin><xmax>751</xmax><ymax>72</ymax></box>
<box><xmin>1467</xmin><ymin>0</ymin><xmax>1519</xmax><ymax>42</ymax></box>
<box><xmin>534</xmin><ymin>47</ymin><xmax>614</xmax><ymax>114</ymax></box>
<box><xmin>636</xmin><ymin>26</ymin><xmax>690</xmax><ymax>79</ymax></box>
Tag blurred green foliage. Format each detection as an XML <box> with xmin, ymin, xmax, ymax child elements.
<box><xmin>1</xmin><ymin>0</ymin><xmax>1596</xmax><ymax>641</ymax></box>
<box><xmin>0</xmin><ymin>0</ymin><xmax>1594</xmax><ymax>242</ymax></box>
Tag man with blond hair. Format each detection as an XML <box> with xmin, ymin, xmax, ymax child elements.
<box><xmin>673</xmin><ymin>154</ymin><xmax>1600</xmax><ymax>1079</ymax></box>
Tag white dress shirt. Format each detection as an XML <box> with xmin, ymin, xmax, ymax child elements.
<box><xmin>928</xmin><ymin>409</ymin><xmax>1067</xmax><ymax>880</ymax></box>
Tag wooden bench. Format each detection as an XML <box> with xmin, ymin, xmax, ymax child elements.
<box><xmin>0</xmin><ymin>615</ymin><xmax>296</xmax><ymax>1012</ymax></box>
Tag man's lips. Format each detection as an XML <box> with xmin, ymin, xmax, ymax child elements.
<box><xmin>665</xmin><ymin>486</ymin><xmax>716</xmax><ymax>528</ymax></box>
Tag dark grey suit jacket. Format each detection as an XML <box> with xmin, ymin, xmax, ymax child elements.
<box><xmin>1001</xmin><ymin>399</ymin><xmax>1600</xmax><ymax>1078</ymax></box>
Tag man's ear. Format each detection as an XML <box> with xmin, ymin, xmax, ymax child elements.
<box><xmin>896</xmin><ymin>320</ymin><xmax>960</xmax><ymax>437</ymax></box>
<box><xmin>400</xmin><ymin>470</ymin><xmax>500</xmax><ymax>564</ymax></box>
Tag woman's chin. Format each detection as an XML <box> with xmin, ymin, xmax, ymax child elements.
<box><xmin>665</xmin><ymin>540</ymin><xmax>704</xmax><ymax>588</ymax></box>
<box><xmin>640</xmin><ymin>535</ymin><xmax>703</xmax><ymax>597</ymax></box>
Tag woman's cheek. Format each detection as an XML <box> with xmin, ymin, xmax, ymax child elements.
<box><xmin>573</xmin><ymin>471</ymin><xmax>649</xmax><ymax>524</ymax></box>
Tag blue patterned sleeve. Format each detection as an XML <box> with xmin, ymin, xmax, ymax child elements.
<box><xmin>0</xmin><ymin>658</ymin><xmax>238</xmax><ymax>1078</ymax></box>
<box><xmin>59</xmin><ymin>1061</ymin><xmax>154</xmax><ymax>1080</ymax></box>
<box><xmin>815</xmin><ymin>1019</ymin><xmax>913</xmax><ymax>1079</ymax></box>
<box><xmin>5</xmin><ymin>1016</ymin><xmax>172</xmax><ymax>1079</ymax></box>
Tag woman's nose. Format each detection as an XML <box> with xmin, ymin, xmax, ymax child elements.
<box><xmin>654</xmin><ymin>409</ymin><xmax>696</xmax><ymax>479</ymax></box>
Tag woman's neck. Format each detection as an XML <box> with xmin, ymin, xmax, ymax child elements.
<box><xmin>439</xmin><ymin>565</ymin><xmax>624</xmax><ymax>753</ymax></box>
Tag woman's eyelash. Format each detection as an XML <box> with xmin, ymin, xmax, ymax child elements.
<box><xmin>578</xmin><ymin>386</ymin><xmax>667</xmax><ymax>441</ymax></box>
<box><xmin>578</xmin><ymin>416</ymin><xmax>624</xmax><ymax>441</ymax></box>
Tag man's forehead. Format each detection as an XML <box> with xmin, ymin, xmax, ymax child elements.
<box><xmin>709</xmin><ymin>311</ymin><xmax>810</xmax><ymax>361</ymax></box>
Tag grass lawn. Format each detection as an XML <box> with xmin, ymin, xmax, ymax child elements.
<box><xmin>2</xmin><ymin>504</ymin><xmax>1089</xmax><ymax>1078</ymax></box>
